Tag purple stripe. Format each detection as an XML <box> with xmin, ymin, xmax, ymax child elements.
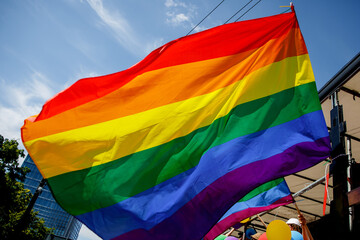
<box><xmin>205</xmin><ymin>195</ymin><xmax>293</xmax><ymax>240</ymax></box>
<box><xmin>77</xmin><ymin>110</ymin><xmax>329</xmax><ymax>239</ymax></box>
<box><xmin>111</xmin><ymin>137</ymin><xmax>330</xmax><ymax>240</ymax></box>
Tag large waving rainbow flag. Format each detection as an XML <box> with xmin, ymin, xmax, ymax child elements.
<box><xmin>22</xmin><ymin>11</ymin><xmax>330</xmax><ymax>240</ymax></box>
<box><xmin>205</xmin><ymin>178</ymin><xmax>294</xmax><ymax>240</ymax></box>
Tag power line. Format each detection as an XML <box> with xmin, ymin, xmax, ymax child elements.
<box><xmin>235</xmin><ymin>0</ymin><xmax>263</xmax><ymax>22</ymax></box>
<box><xmin>280</xmin><ymin>8</ymin><xmax>292</xmax><ymax>14</ymax></box>
<box><xmin>186</xmin><ymin>0</ymin><xmax>225</xmax><ymax>36</ymax></box>
<box><xmin>186</xmin><ymin>0</ymin><xmax>272</xmax><ymax>37</ymax></box>
<box><xmin>223</xmin><ymin>0</ymin><xmax>254</xmax><ymax>24</ymax></box>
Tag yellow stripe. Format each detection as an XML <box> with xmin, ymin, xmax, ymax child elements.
<box><xmin>22</xmin><ymin>27</ymin><xmax>307</xmax><ymax>142</ymax></box>
<box><xmin>25</xmin><ymin>54</ymin><xmax>314</xmax><ymax>178</ymax></box>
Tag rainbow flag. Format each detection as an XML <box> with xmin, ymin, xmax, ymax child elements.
<box><xmin>205</xmin><ymin>178</ymin><xmax>294</xmax><ymax>240</ymax></box>
<box><xmin>21</xmin><ymin>11</ymin><xmax>331</xmax><ymax>240</ymax></box>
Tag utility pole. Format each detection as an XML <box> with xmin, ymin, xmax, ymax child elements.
<box><xmin>16</xmin><ymin>178</ymin><xmax>47</xmax><ymax>233</ymax></box>
<box><xmin>329</xmin><ymin>91</ymin><xmax>350</xmax><ymax>235</ymax></box>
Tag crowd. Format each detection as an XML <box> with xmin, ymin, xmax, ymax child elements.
<box><xmin>220</xmin><ymin>212</ymin><xmax>313</xmax><ymax>240</ymax></box>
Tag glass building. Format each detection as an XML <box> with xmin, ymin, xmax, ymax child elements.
<box><xmin>22</xmin><ymin>155</ymin><xmax>82</xmax><ymax>240</ymax></box>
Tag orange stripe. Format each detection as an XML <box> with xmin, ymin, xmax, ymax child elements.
<box><xmin>23</xmin><ymin>54</ymin><xmax>314</xmax><ymax>178</ymax></box>
<box><xmin>35</xmin><ymin>13</ymin><xmax>298</xmax><ymax>121</ymax></box>
<box><xmin>22</xmin><ymin>28</ymin><xmax>306</xmax><ymax>142</ymax></box>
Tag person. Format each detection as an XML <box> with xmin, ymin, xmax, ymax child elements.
<box><xmin>287</xmin><ymin>213</ymin><xmax>313</xmax><ymax>240</ymax></box>
<box><xmin>298</xmin><ymin>213</ymin><xmax>307</xmax><ymax>228</ymax></box>
<box><xmin>298</xmin><ymin>213</ymin><xmax>313</xmax><ymax>240</ymax></box>
<box><xmin>286</xmin><ymin>218</ymin><xmax>302</xmax><ymax>233</ymax></box>
<box><xmin>244</xmin><ymin>228</ymin><xmax>256</xmax><ymax>240</ymax></box>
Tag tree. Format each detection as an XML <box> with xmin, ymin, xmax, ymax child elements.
<box><xmin>0</xmin><ymin>134</ymin><xmax>51</xmax><ymax>240</ymax></box>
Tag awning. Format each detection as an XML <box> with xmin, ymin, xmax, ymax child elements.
<box><xmin>235</xmin><ymin>52</ymin><xmax>360</xmax><ymax>234</ymax></box>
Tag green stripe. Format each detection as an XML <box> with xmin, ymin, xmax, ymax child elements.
<box><xmin>47</xmin><ymin>82</ymin><xmax>320</xmax><ymax>215</ymax></box>
<box><xmin>239</xmin><ymin>178</ymin><xmax>284</xmax><ymax>202</ymax></box>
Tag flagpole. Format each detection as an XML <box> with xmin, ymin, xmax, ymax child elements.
<box><xmin>225</xmin><ymin>227</ymin><xmax>235</xmax><ymax>237</ymax></box>
<box><xmin>292</xmin><ymin>175</ymin><xmax>327</xmax><ymax>198</ymax></box>
<box><xmin>294</xmin><ymin>202</ymin><xmax>314</xmax><ymax>240</ymax></box>
<box><xmin>290</xmin><ymin>2</ymin><xmax>294</xmax><ymax>12</ymax></box>
<box><xmin>256</xmin><ymin>214</ymin><xmax>267</xmax><ymax>228</ymax></box>
<box><xmin>244</xmin><ymin>174</ymin><xmax>328</xmax><ymax>236</ymax></box>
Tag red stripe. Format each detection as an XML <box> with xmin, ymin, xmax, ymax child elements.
<box><xmin>35</xmin><ymin>12</ymin><xmax>299</xmax><ymax>121</ymax></box>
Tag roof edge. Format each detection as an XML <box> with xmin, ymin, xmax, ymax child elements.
<box><xmin>318</xmin><ymin>52</ymin><xmax>360</xmax><ymax>102</ymax></box>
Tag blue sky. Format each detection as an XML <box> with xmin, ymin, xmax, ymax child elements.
<box><xmin>0</xmin><ymin>0</ymin><xmax>359</xmax><ymax>239</ymax></box>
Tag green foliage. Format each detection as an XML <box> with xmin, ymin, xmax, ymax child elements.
<box><xmin>0</xmin><ymin>134</ymin><xmax>51</xmax><ymax>240</ymax></box>
<box><xmin>0</xmin><ymin>135</ymin><xmax>27</xmax><ymax>181</ymax></box>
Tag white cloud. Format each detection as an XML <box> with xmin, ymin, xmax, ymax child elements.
<box><xmin>0</xmin><ymin>71</ymin><xmax>55</xmax><ymax>151</ymax></box>
<box><xmin>77</xmin><ymin>225</ymin><xmax>101</xmax><ymax>240</ymax></box>
<box><xmin>165</xmin><ymin>0</ymin><xmax>176</xmax><ymax>7</ymax></box>
<box><xmin>165</xmin><ymin>0</ymin><xmax>186</xmax><ymax>8</ymax></box>
<box><xmin>86</xmin><ymin>0</ymin><xmax>144</xmax><ymax>56</ymax></box>
<box><xmin>166</xmin><ymin>12</ymin><xmax>190</xmax><ymax>25</ymax></box>
<box><xmin>164</xmin><ymin>0</ymin><xmax>197</xmax><ymax>28</ymax></box>
<box><xmin>175</xmin><ymin>13</ymin><xmax>189</xmax><ymax>22</ymax></box>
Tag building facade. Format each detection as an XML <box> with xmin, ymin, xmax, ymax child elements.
<box><xmin>22</xmin><ymin>155</ymin><xmax>82</xmax><ymax>240</ymax></box>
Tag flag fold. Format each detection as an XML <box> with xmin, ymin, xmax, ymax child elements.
<box><xmin>22</xmin><ymin>11</ymin><xmax>330</xmax><ymax>240</ymax></box>
<box><xmin>205</xmin><ymin>178</ymin><xmax>294</xmax><ymax>240</ymax></box>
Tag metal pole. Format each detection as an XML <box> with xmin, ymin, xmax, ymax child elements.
<box><xmin>17</xmin><ymin>178</ymin><xmax>46</xmax><ymax>232</ymax></box>
<box><xmin>331</xmin><ymin>91</ymin><xmax>338</xmax><ymax>107</ymax></box>
<box><xmin>329</xmin><ymin>91</ymin><xmax>349</xmax><ymax>234</ymax></box>
<box><xmin>292</xmin><ymin>175</ymin><xmax>326</xmax><ymax>198</ymax></box>
<box><xmin>256</xmin><ymin>174</ymin><xmax>327</xmax><ymax>219</ymax></box>
<box><xmin>347</xmin><ymin>136</ymin><xmax>354</xmax><ymax>231</ymax></box>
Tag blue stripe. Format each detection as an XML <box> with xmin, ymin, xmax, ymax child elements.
<box><xmin>219</xmin><ymin>180</ymin><xmax>290</xmax><ymax>221</ymax></box>
<box><xmin>77</xmin><ymin>110</ymin><xmax>329</xmax><ymax>239</ymax></box>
